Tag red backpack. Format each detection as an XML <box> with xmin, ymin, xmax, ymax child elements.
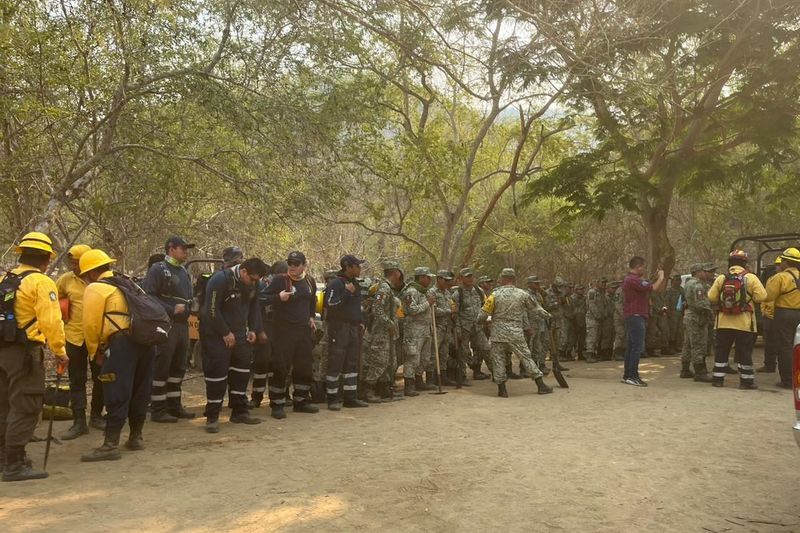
<box><xmin>719</xmin><ymin>272</ymin><xmax>751</xmax><ymax>314</ymax></box>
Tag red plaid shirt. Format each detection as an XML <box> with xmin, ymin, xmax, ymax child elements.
<box><xmin>623</xmin><ymin>272</ymin><xmax>654</xmax><ymax>318</ymax></box>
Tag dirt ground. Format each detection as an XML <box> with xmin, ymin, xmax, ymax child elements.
<box><xmin>1</xmin><ymin>349</ymin><xmax>798</xmax><ymax>533</ymax></box>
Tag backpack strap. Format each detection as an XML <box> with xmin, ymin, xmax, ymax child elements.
<box><xmin>99</xmin><ymin>278</ymin><xmax>130</xmax><ymax>333</ymax></box>
<box><xmin>783</xmin><ymin>270</ymin><xmax>799</xmax><ymax>294</ymax></box>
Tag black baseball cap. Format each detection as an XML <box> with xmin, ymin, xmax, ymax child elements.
<box><xmin>340</xmin><ymin>254</ymin><xmax>366</xmax><ymax>269</ymax></box>
<box><xmin>165</xmin><ymin>235</ymin><xmax>195</xmax><ymax>252</ymax></box>
<box><xmin>287</xmin><ymin>251</ymin><xmax>306</xmax><ymax>264</ymax></box>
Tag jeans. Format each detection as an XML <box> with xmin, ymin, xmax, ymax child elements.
<box><xmin>623</xmin><ymin>315</ymin><xmax>646</xmax><ymax>380</ymax></box>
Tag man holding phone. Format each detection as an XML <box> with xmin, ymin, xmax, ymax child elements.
<box><xmin>622</xmin><ymin>257</ymin><xmax>665</xmax><ymax>386</ymax></box>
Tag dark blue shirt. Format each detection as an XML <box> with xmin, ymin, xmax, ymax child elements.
<box><xmin>201</xmin><ymin>266</ymin><xmax>263</xmax><ymax>340</ymax></box>
<box><xmin>324</xmin><ymin>275</ymin><xmax>363</xmax><ymax>324</ymax></box>
<box><xmin>143</xmin><ymin>260</ymin><xmax>193</xmax><ymax>323</ymax></box>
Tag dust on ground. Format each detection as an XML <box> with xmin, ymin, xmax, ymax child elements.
<box><xmin>1</xmin><ymin>350</ymin><xmax>798</xmax><ymax>533</ymax></box>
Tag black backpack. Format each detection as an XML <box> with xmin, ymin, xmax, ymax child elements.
<box><xmin>101</xmin><ymin>275</ymin><xmax>171</xmax><ymax>346</ymax></box>
<box><xmin>0</xmin><ymin>270</ymin><xmax>37</xmax><ymax>345</ymax></box>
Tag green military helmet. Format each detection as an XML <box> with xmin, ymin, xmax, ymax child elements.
<box><xmin>689</xmin><ymin>263</ymin><xmax>704</xmax><ymax>274</ymax></box>
<box><xmin>499</xmin><ymin>267</ymin><xmax>516</xmax><ymax>278</ymax></box>
<box><xmin>478</xmin><ymin>275</ymin><xmax>493</xmax><ymax>284</ymax></box>
<box><xmin>702</xmin><ymin>262</ymin><xmax>717</xmax><ymax>272</ymax></box>
<box><xmin>383</xmin><ymin>260</ymin><xmax>404</xmax><ymax>277</ymax></box>
<box><xmin>414</xmin><ymin>266</ymin><xmax>433</xmax><ymax>277</ymax></box>
<box><xmin>526</xmin><ymin>275</ymin><xmax>540</xmax><ymax>284</ymax></box>
<box><xmin>436</xmin><ymin>269</ymin><xmax>453</xmax><ymax>280</ymax></box>
<box><xmin>459</xmin><ymin>267</ymin><xmax>473</xmax><ymax>277</ymax></box>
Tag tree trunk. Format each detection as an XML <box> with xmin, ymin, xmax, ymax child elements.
<box><xmin>642</xmin><ymin>200</ymin><xmax>676</xmax><ymax>277</ymax></box>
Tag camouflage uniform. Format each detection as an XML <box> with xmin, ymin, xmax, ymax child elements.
<box><xmin>682</xmin><ymin>272</ymin><xmax>713</xmax><ymax>366</ymax></box>
<box><xmin>665</xmin><ymin>277</ymin><xmax>684</xmax><ymax>352</ymax></box>
<box><xmin>612</xmin><ymin>282</ymin><xmax>626</xmax><ymax>359</ymax></box>
<box><xmin>568</xmin><ymin>288</ymin><xmax>587</xmax><ymax>357</ymax></box>
<box><xmin>545</xmin><ymin>280</ymin><xmax>565</xmax><ymax>354</ymax></box>
<box><xmin>400</xmin><ymin>270</ymin><xmax>432</xmax><ymax>380</ymax></box>
<box><xmin>585</xmin><ymin>284</ymin><xmax>606</xmax><ymax>360</ymax></box>
<box><xmin>452</xmin><ymin>270</ymin><xmax>491</xmax><ymax>374</ymax></box>
<box><xmin>428</xmin><ymin>272</ymin><xmax>454</xmax><ymax>377</ymax></box>
<box><xmin>479</xmin><ymin>272</ymin><xmax>546</xmax><ymax>384</ymax></box>
<box><xmin>526</xmin><ymin>276</ymin><xmax>548</xmax><ymax>370</ymax></box>
<box><xmin>363</xmin><ymin>278</ymin><xmax>398</xmax><ymax>386</ymax></box>
<box><xmin>645</xmin><ymin>291</ymin><xmax>672</xmax><ymax>356</ymax></box>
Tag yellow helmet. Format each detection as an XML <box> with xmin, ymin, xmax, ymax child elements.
<box><xmin>16</xmin><ymin>231</ymin><xmax>55</xmax><ymax>258</ymax></box>
<box><xmin>68</xmin><ymin>244</ymin><xmax>92</xmax><ymax>260</ymax></box>
<box><xmin>780</xmin><ymin>247</ymin><xmax>800</xmax><ymax>263</ymax></box>
<box><xmin>775</xmin><ymin>257</ymin><xmax>782</xmax><ymax>265</ymax></box>
<box><xmin>79</xmin><ymin>249</ymin><xmax>116</xmax><ymax>275</ymax></box>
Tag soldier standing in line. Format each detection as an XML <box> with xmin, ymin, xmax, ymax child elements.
<box><xmin>611</xmin><ymin>280</ymin><xmax>626</xmax><ymax>361</ymax></box>
<box><xmin>401</xmin><ymin>267</ymin><xmax>436</xmax><ymax>396</ymax></box>
<box><xmin>681</xmin><ymin>263</ymin><xmax>715</xmax><ymax>382</ymax></box>
<box><xmin>584</xmin><ymin>279</ymin><xmax>607</xmax><ymax>364</ymax></box>
<box><xmin>429</xmin><ymin>271</ymin><xmax>455</xmax><ymax>386</ymax></box>
<box><xmin>665</xmin><ymin>274</ymin><xmax>684</xmax><ymax>354</ymax></box>
<box><xmin>362</xmin><ymin>262</ymin><xmax>404</xmax><ymax>403</ymax></box>
<box><xmin>452</xmin><ymin>268</ymin><xmax>492</xmax><ymax>383</ymax></box>
<box><xmin>525</xmin><ymin>276</ymin><xmax>549</xmax><ymax>374</ymax></box>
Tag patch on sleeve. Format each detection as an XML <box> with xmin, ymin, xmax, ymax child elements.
<box><xmin>49</xmin><ymin>291</ymin><xmax>57</xmax><ymax>301</ymax></box>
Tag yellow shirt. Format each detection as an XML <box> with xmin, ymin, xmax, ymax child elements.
<box><xmin>708</xmin><ymin>267</ymin><xmax>767</xmax><ymax>332</ymax></box>
<box><xmin>83</xmin><ymin>271</ymin><xmax>130</xmax><ymax>357</ymax></box>
<box><xmin>56</xmin><ymin>271</ymin><xmax>87</xmax><ymax>346</ymax></box>
<box><xmin>3</xmin><ymin>265</ymin><xmax>67</xmax><ymax>356</ymax></box>
<box><xmin>761</xmin><ymin>300</ymin><xmax>775</xmax><ymax>319</ymax></box>
<box><xmin>765</xmin><ymin>267</ymin><xmax>800</xmax><ymax>310</ymax></box>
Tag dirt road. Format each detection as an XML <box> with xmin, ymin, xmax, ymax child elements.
<box><xmin>1</xmin><ymin>353</ymin><xmax>798</xmax><ymax>532</ymax></box>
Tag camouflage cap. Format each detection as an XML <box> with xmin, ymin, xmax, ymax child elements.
<box><xmin>414</xmin><ymin>266</ymin><xmax>433</xmax><ymax>277</ymax></box>
<box><xmin>382</xmin><ymin>260</ymin><xmax>402</xmax><ymax>272</ymax></box>
<box><xmin>446</xmin><ymin>270</ymin><xmax>455</xmax><ymax>278</ymax></box>
<box><xmin>436</xmin><ymin>269</ymin><xmax>453</xmax><ymax>280</ymax></box>
<box><xmin>526</xmin><ymin>275</ymin><xmax>540</xmax><ymax>284</ymax></box>
<box><xmin>702</xmin><ymin>262</ymin><xmax>718</xmax><ymax>272</ymax></box>
<box><xmin>478</xmin><ymin>276</ymin><xmax>493</xmax><ymax>284</ymax></box>
<box><xmin>499</xmin><ymin>267</ymin><xmax>516</xmax><ymax>278</ymax></box>
<box><xmin>689</xmin><ymin>263</ymin><xmax>704</xmax><ymax>274</ymax></box>
<box><xmin>459</xmin><ymin>267</ymin><xmax>473</xmax><ymax>277</ymax></box>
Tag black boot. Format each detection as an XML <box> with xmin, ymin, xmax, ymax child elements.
<box><xmin>81</xmin><ymin>428</ymin><xmax>122</xmax><ymax>462</ymax></box>
<box><xmin>89</xmin><ymin>413</ymin><xmax>106</xmax><ymax>430</ymax></box>
<box><xmin>365</xmin><ymin>383</ymin><xmax>383</xmax><ymax>404</ymax></box>
<box><xmin>711</xmin><ymin>376</ymin><xmax>724</xmax><ymax>388</ymax></box>
<box><xmin>271</xmin><ymin>405</ymin><xmax>287</xmax><ymax>419</ymax></box>
<box><xmin>251</xmin><ymin>392</ymin><xmax>263</xmax><ymax>409</ymax></box>
<box><xmin>497</xmin><ymin>383</ymin><xmax>508</xmax><ymax>398</ymax></box>
<box><xmin>693</xmin><ymin>362</ymin><xmax>713</xmax><ymax>383</ymax></box>
<box><xmin>311</xmin><ymin>381</ymin><xmax>327</xmax><ymax>404</ymax></box>
<box><xmin>344</xmin><ymin>397</ymin><xmax>369</xmax><ymax>408</ymax></box>
<box><xmin>404</xmin><ymin>377</ymin><xmax>419</xmax><ymax>397</ymax></box>
<box><xmin>61</xmin><ymin>408</ymin><xmax>89</xmax><ymax>441</ymax></box>
<box><xmin>168</xmin><ymin>405</ymin><xmax>196</xmax><ymax>419</ymax></box>
<box><xmin>416</xmin><ymin>374</ymin><xmax>435</xmax><ymax>391</ymax></box>
<box><xmin>2</xmin><ymin>446</ymin><xmax>48</xmax><ymax>482</ymax></box>
<box><xmin>387</xmin><ymin>382</ymin><xmax>405</xmax><ymax>401</ymax></box>
<box><xmin>150</xmin><ymin>408</ymin><xmax>178</xmax><ymax>423</ymax></box>
<box><xmin>472</xmin><ymin>366</ymin><xmax>489</xmax><ymax>380</ymax></box>
<box><xmin>535</xmin><ymin>377</ymin><xmax>553</xmax><ymax>395</ymax></box>
<box><xmin>230</xmin><ymin>412</ymin><xmax>264</xmax><ymax>424</ymax></box>
<box><xmin>723</xmin><ymin>365</ymin><xmax>738</xmax><ymax>374</ymax></box>
<box><xmin>293</xmin><ymin>401</ymin><xmax>320</xmax><ymax>414</ymax></box>
<box><xmin>125</xmin><ymin>417</ymin><xmax>145</xmax><ymax>451</ymax></box>
<box><xmin>679</xmin><ymin>360</ymin><xmax>694</xmax><ymax>379</ymax></box>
